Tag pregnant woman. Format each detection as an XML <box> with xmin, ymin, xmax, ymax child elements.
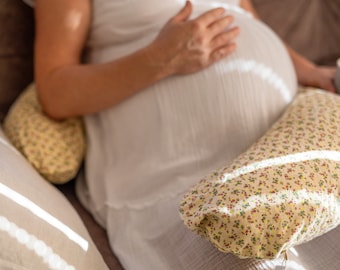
<box><xmin>27</xmin><ymin>0</ymin><xmax>336</xmax><ymax>269</ymax></box>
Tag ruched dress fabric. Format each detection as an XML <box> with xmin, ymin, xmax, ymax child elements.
<box><xmin>19</xmin><ymin>0</ymin><xmax>340</xmax><ymax>269</ymax></box>
<box><xmin>75</xmin><ymin>0</ymin><xmax>301</xmax><ymax>269</ymax></box>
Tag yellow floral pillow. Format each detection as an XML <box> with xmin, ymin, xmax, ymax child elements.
<box><xmin>180</xmin><ymin>89</ymin><xmax>340</xmax><ymax>260</ymax></box>
<box><xmin>3</xmin><ymin>84</ymin><xmax>86</xmax><ymax>184</ymax></box>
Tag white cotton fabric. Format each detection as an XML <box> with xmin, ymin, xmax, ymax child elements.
<box><xmin>76</xmin><ymin>0</ymin><xmax>301</xmax><ymax>269</ymax></box>
<box><xmin>80</xmin><ymin>0</ymin><xmax>297</xmax><ymax>216</ymax></box>
<box><xmin>20</xmin><ymin>0</ymin><xmax>340</xmax><ymax>269</ymax></box>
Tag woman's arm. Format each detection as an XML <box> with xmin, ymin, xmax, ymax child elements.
<box><xmin>34</xmin><ymin>0</ymin><xmax>239</xmax><ymax>119</ymax></box>
<box><xmin>240</xmin><ymin>0</ymin><xmax>336</xmax><ymax>93</ymax></box>
<box><xmin>285</xmin><ymin>47</ymin><xmax>336</xmax><ymax>92</ymax></box>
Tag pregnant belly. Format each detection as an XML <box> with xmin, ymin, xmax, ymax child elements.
<box><xmin>104</xmin><ymin>14</ymin><xmax>297</xmax><ymax>160</ymax></box>
<box><xmin>85</xmin><ymin>8</ymin><xmax>298</xmax><ymax>204</ymax></box>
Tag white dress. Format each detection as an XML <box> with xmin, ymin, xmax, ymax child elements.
<box><xmin>21</xmin><ymin>0</ymin><xmax>340</xmax><ymax>269</ymax></box>
<box><xmin>75</xmin><ymin>0</ymin><xmax>301</xmax><ymax>269</ymax></box>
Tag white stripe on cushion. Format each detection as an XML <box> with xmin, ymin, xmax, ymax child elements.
<box><xmin>219</xmin><ymin>150</ymin><xmax>340</xmax><ymax>183</ymax></box>
<box><xmin>219</xmin><ymin>59</ymin><xmax>292</xmax><ymax>102</ymax></box>
<box><xmin>0</xmin><ymin>183</ymin><xmax>88</xmax><ymax>251</ymax></box>
<box><xmin>219</xmin><ymin>189</ymin><xmax>340</xmax><ymax>216</ymax></box>
<box><xmin>0</xmin><ymin>216</ymin><xmax>75</xmax><ymax>270</ymax></box>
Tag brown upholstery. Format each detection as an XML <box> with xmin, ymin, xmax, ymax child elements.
<box><xmin>0</xmin><ymin>0</ymin><xmax>34</xmax><ymax>122</ymax></box>
<box><xmin>253</xmin><ymin>0</ymin><xmax>340</xmax><ymax>66</ymax></box>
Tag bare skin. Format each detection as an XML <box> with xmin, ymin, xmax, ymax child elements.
<box><xmin>34</xmin><ymin>0</ymin><xmax>336</xmax><ymax>120</ymax></box>
<box><xmin>34</xmin><ymin>0</ymin><xmax>239</xmax><ymax>119</ymax></box>
<box><xmin>286</xmin><ymin>47</ymin><xmax>336</xmax><ymax>92</ymax></box>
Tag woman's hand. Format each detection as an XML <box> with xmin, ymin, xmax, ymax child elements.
<box><xmin>286</xmin><ymin>46</ymin><xmax>337</xmax><ymax>93</ymax></box>
<box><xmin>299</xmin><ymin>65</ymin><xmax>336</xmax><ymax>93</ymax></box>
<box><xmin>33</xmin><ymin>0</ymin><xmax>239</xmax><ymax>119</ymax></box>
<box><xmin>149</xmin><ymin>1</ymin><xmax>240</xmax><ymax>75</ymax></box>
<box><xmin>298</xmin><ymin>64</ymin><xmax>337</xmax><ymax>93</ymax></box>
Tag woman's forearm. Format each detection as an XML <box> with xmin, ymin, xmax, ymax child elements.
<box><xmin>34</xmin><ymin>0</ymin><xmax>171</xmax><ymax>119</ymax></box>
<box><xmin>38</xmin><ymin>45</ymin><xmax>171</xmax><ymax>120</ymax></box>
<box><xmin>285</xmin><ymin>45</ymin><xmax>336</xmax><ymax>92</ymax></box>
<box><xmin>36</xmin><ymin>1</ymin><xmax>239</xmax><ymax>119</ymax></box>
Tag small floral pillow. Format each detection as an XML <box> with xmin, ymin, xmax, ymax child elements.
<box><xmin>3</xmin><ymin>84</ymin><xmax>86</xmax><ymax>184</ymax></box>
<box><xmin>180</xmin><ymin>89</ymin><xmax>340</xmax><ymax>260</ymax></box>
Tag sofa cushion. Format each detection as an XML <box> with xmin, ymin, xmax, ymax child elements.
<box><xmin>0</xmin><ymin>127</ymin><xmax>108</xmax><ymax>270</ymax></box>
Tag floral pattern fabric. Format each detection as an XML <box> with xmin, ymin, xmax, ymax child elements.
<box><xmin>3</xmin><ymin>84</ymin><xmax>85</xmax><ymax>184</ymax></box>
<box><xmin>180</xmin><ymin>89</ymin><xmax>340</xmax><ymax>259</ymax></box>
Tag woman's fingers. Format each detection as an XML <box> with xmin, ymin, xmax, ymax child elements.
<box><xmin>169</xmin><ymin>1</ymin><xmax>193</xmax><ymax>24</ymax></box>
<box><xmin>208</xmin><ymin>15</ymin><xmax>234</xmax><ymax>36</ymax></box>
<box><xmin>194</xmin><ymin>9</ymin><xmax>238</xmax><ymax>52</ymax></box>
<box><xmin>318</xmin><ymin>67</ymin><xmax>336</xmax><ymax>93</ymax></box>
<box><xmin>210</xmin><ymin>26</ymin><xmax>240</xmax><ymax>50</ymax></box>
<box><xmin>196</xmin><ymin>7</ymin><xmax>226</xmax><ymax>26</ymax></box>
<box><xmin>211</xmin><ymin>43</ymin><xmax>237</xmax><ymax>62</ymax></box>
<box><xmin>300</xmin><ymin>66</ymin><xmax>337</xmax><ymax>93</ymax></box>
<box><xmin>154</xmin><ymin>3</ymin><xmax>240</xmax><ymax>75</ymax></box>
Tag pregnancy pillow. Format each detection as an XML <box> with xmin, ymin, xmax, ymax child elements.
<box><xmin>3</xmin><ymin>84</ymin><xmax>85</xmax><ymax>184</ymax></box>
<box><xmin>180</xmin><ymin>88</ymin><xmax>340</xmax><ymax>259</ymax></box>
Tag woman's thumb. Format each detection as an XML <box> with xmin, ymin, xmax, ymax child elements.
<box><xmin>170</xmin><ymin>1</ymin><xmax>192</xmax><ymax>24</ymax></box>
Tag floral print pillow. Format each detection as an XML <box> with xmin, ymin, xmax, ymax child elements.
<box><xmin>180</xmin><ymin>89</ymin><xmax>340</xmax><ymax>259</ymax></box>
<box><xmin>3</xmin><ymin>84</ymin><xmax>86</xmax><ymax>184</ymax></box>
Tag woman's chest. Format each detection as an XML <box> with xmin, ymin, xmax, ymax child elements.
<box><xmin>87</xmin><ymin>0</ymin><xmax>241</xmax><ymax>49</ymax></box>
<box><xmin>88</xmin><ymin>0</ymin><xmax>184</xmax><ymax>46</ymax></box>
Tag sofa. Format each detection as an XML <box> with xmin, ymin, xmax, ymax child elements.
<box><xmin>0</xmin><ymin>1</ymin><xmax>339</xmax><ymax>269</ymax></box>
<box><xmin>0</xmin><ymin>1</ymin><xmax>123</xmax><ymax>269</ymax></box>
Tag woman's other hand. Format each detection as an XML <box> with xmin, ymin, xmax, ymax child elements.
<box><xmin>310</xmin><ymin>66</ymin><xmax>336</xmax><ymax>93</ymax></box>
<box><xmin>150</xmin><ymin>1</ymin><xmax>240</xmax><ymax>75</ymax></box>
<box><xmin>299</xmin><ymin>65</ymin><xmax>336</xmax><ymax>93</ymax></box>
